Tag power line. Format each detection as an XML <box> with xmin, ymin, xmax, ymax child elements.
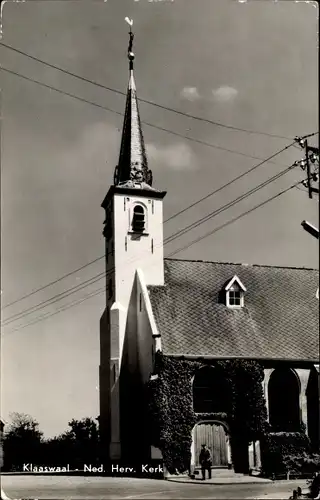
<box><xmin>0</xmin><ymin>66</ymin><xmax>293</xmax><ymax>165</ymax></box>
<box><xmin>167</xmin><ymin>180</ymin><xmax>301</xmax><ymax>258</ymax></box>
<box><xmin>0</xmin><ymin>48</ymin><xmax>316</xmax><ymax>328</ymax></box>
<box><xmin>164</xmin><ymin>164</ymin><xmax>296</xmax><ymax>245</ymax></box>
<box><xmin>2</xmin><ymin>256</ymin><xmax>105</xmax><ymax>309</ymax></box>
<box><xmin>5</xmin><ymin>179</ymin><xmax>302</xmax><ymax>334</ymax></box>
<box><xmin>295</xmin><ymin>184</ymin><xmax>307</xmax><ymax>192</ymax></box>
<box><xmin>2</xmin><ymin>161</ymin><xmax>297</xmax><ymax>327</ymax></box>
<box><xmin>1</xmin><ymin>271</ymin><xmax>105</xmax><ymax>326</ymax></box>
<box><xmin>0</xmin><ymin>42</ymin><xmax>293</xmax><ymax>141</ymax></box>
<box><xmin>165</xmin><ymin>141</ymin><xmax>295</xmax><ymax>222</ymax></box>
<box><xmin>6</xmin><ymin>287</ymin><xmax>105</xmax><ymax>335</ymax></box>
<box><xmin>296</xmin><ymin>132</ymin><xmax>319</xmax><ymax>140</ymax></box>
<box><xmin>2</xmin><ymin>141</ymin><xmax>296</xmax><ymax>312</ymax></box>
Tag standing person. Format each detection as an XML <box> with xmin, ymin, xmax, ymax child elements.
<box><xmin>199</xmin><ymin>444</ymin><xmax>212</xmax><ymax>480</ymax></box>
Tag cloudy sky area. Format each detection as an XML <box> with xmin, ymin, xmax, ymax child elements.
<box><xmin>1</xmin><ymin>0</ymin><xmax>318</xmax><ymax>437</ymax></box>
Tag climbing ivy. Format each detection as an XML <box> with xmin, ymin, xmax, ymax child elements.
<box><xmin>146</xmin><ymin>354</ymin><xmax>200</xmax><ymax>473</ymax></box>
<box><xmin>145</xmin><ymin>352</ymin><xmax>269</xmax><ymax>474</ymax></box>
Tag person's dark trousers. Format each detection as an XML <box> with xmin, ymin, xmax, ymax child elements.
<box><xmin>201</xmin><ymin>466</ymin><xmax>211</xmax><ymax>480</ymax></box>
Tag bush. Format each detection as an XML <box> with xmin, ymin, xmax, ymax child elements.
<box><xmin>285</xmin><ymin>453</ymin><xmax>320</xmax><ymax>475</ymax></box>
<box><xmin>261</xmin><ymin>432</ymin><xmax>312</xmax><ymax>477</ymax></box>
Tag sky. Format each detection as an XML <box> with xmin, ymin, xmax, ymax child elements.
<box><xmin>0</xmin><ymin>0</ymin><xmax>318</xmax><ymax>438</ymax></box>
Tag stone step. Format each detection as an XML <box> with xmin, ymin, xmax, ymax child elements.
<box><xmin>194</xmin><ymin>468</ymin><xmax>244</xmax><ymax>477</ymax></box>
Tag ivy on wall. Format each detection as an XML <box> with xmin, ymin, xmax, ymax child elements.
<box><xmin>146</xmin><ymin>353</ymin><xmax>200</xmax><ymax>473</ymax></box>
<box><xmin>146</xmin><ymin>352</ymin><xmax>269</xmax><ymax>473</ymax></box>
<box><xmin>228</xmin><ymin>359</ymin><xmax>269</xmax><ymax>440</ymax></box>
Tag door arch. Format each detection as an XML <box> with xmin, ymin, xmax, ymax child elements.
<box><xmin>193</xmin><ymin>420</ymin><xmax>230</xmax><ymax>468</ymax></box>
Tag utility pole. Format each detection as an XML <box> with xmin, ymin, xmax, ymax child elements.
<box><xmin>295</xmin><ymin>137</ymin><xmax>319</xmax><ymax>198</ymax></box>
<box><xmin>305</xmin><ymin>140</ymin><xmax>319</xmax><ymax>198</ymax></box>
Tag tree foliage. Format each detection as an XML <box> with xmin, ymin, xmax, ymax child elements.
<box><xmin>66</xmin><ymin>418</ymin><xmax>99</xmax><ymax>443</ymax></box>
<box><xmin>42</xmin><ymin>418</ymin><xmax>100</xmax><ymax>469</ymax></box>
<box><xmin>3</xmin><ymin>414</ymin><xmax>100</xmax><ymax>471</ymax></box>
<box><xmin>3</xmin><ymin>413</ymin><xmax>43</xmax><ymax>470</ymax></box>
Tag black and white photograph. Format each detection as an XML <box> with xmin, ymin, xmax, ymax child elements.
<box><xmin>0</xmin><ymin>0</ymin><xmax>319</xmax><ymax>499</ymax></box>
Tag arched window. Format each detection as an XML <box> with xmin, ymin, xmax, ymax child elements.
<box><xmin>307</xmin><ymin>368</ymin><xmax>319</xmax><ymax>451</ymax></box>
<box><xmin>132</xmin><ymin>205</ymin><xmax>145</xmax><ymax>233</ymax></box>
<box><xmin>193</xmin><ymin>366</ymin><xmax>230</xmax><ymax>414</ymax></box>
<box><xmin>268</xmin><ymin>368</ymin><xmax>300</xmax><ymax>432</ymax></box>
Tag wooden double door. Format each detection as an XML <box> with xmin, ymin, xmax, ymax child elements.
<box><xmin>194</xmin><ymin>421</ymin><xmax>228</xmax><ymax>467</ymax></box>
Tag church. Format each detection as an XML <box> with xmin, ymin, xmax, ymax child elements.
<box><xmin>99</xmin><ymin>31</ymin><xmax>319</xmax><ymax>477</ymax></box>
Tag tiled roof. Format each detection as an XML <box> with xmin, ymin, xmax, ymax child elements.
<box><xmin>148</xmin><ymin>259</ymin><xmax>319</xmax><ymax>361</ymax></box>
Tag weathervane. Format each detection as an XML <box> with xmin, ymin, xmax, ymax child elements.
<box><xmin>125</xmin><ymin>17</ymin><xmax>134</xmax><ymax>70</ymax></box>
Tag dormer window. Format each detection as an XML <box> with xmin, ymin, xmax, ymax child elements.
<box><xmin>228</xmin><ymin>289</ymin><xmax>242</xmax><ymax>307</ymax></box>
<box><xmin>224</xmin><ymin>275</ymin><xmax>246</xmax><ymax>309</ymax></box>
<box><xmin>132</xmin><ymin>205</ymin><xmax>145</xmax><ymax>233</ymax></box>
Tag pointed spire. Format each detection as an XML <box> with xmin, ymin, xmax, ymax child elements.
<box><xmin>113</xmin><ymin>21</ymin><xmax>153</xmax><ymax>189</ymax></box>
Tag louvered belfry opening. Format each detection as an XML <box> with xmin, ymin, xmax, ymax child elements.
<box><xmin>132</xmin><ymin>205</ymin><xmax>145</xmax><ymax>233</ymax></box>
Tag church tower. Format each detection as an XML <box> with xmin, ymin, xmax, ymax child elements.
<box><xmin>99</xmin><ymin>26</ymin><xmax>166</xmax><ymax>461</ymax></box>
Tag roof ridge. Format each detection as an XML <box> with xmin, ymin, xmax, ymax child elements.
<box><xmin>164</xmin><ymin>257</ymin><xmax>318</xmax><ymax>271</ymax></box>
